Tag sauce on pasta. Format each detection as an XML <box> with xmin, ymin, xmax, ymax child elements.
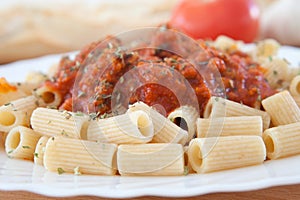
<box><xmin>43</xmin><ymin>28</ymin><xmax>275</xmax><ymax>117</ymax></box>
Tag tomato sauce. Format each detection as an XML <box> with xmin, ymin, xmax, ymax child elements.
<box><xmin>43</xmin><ymin>28</ymin><xmax>275</xmax><ymax>117</ymax></box>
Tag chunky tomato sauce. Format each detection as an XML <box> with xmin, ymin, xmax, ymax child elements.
<box><xmin>43</xmin><ymin>28</ymin><xmax>275</xmax><ymax>117</ymax></box>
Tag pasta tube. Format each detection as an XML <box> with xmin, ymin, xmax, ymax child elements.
<box><xmin>183</xmin><ymin>146</ymin><xmax>195</xmax><ymax>174</ymax></box>
<box><xmin>262</xmin><ymin>90</ymin><xmax>300</xmax><ymax>126</ymax></box>
<box><xmin>117</xmin><ymin>143</ymin><xmax>184</xmax><ymax>176</ymax></box>
<box><xmin>255</xmin><ymin>39</ymin><xmax>280</xmax><ymax>58</ymax></box>
<box><xmin>5</xmin><ymin>126</ymin><xmax>41</xmax><ymax>160</ymax></box>
<box><xmin>87</xmin><ymin>110</ymin><xmax>154</xmax><ymax>144</ymax></box>
<box><xmin>31</xmin><ymin>108</ymin><xmax>90</xmax><ymax>139</ymax></box>
<box><xmin>34</xmin><ymin>136</ymin><xmax>49</xmax><ymax>166</ymax></box>
<box><xmin>0</xmin><ymin>95</ymin><xmax>40</xmax><ymax>132</ymax></box>
<box><xmin>0</xmin><ymin>132</ymin><xmax>7</xmax><ymax>147</ymax></box>
<box><xmin>289</xmin><ymin>75</ymin><xmax>300</xmax><ymax>97</ymax></box>
<box><xmin>0</xmin><ymin>78</ymin><xmax>27</xmax><ymax>105</ymax></box>
<box><xmin>44</xmin><ymin>136</ymin><xmax>117</xmax><ymax>175</ymax></box>
<box><xmin>188</xmin><ymin>136</ymin><xmax>266</xmax><ymax>173</ymax></box>
<box><xmin>203</xmin><ymin>96</ymin><xmax>270</xmax><ymax>130</ymax></box>
<box><xmin>33</xmin><ymin>85</ymin><xmax>62</xmax><ymax>107</ymax></box>
<box><xmin>197</xmin><ymin>116</ymin><xmax>263</xmax><ymax>138</ymax></box>
<box><xmin>167</xmin><ymin>105</ymin><xmax>199</xmax><ymax>142</ymax></box>
<box><xmin>263</xmin><ymin>122</ymin><xmax>300</xmax><ymax>159</ymax></box>
<box><xmin>127</xmin><ymin>102</ymin><xmax>188</xmax><ymax>145</ymax></box>
<box><xmin>262</xmin><ymin>58</ymin><xmax>289</xmax><ymax>89</ymax></box>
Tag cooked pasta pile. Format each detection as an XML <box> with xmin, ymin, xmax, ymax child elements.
<box><xmin>1</xmin><ymin>36</ymin><xmax>300</xmax><ymax>176</ymax></box>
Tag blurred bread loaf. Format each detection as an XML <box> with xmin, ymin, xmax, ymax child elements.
<box><xmin>0</xmin><ymin>0</ymin><xmax>178</xmax><ymax>63</ymax></box>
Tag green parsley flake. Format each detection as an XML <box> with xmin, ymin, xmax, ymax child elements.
<box><xmin>75</xmin><ymin>112</ymin><xmax>84</xmax><ymax>116</ymax></box>
<box><xmin>183</xmin><ymin>166</ymin><xmax>189</xmax><ymax>176</ymax></box>
<box><xmin>34</xmin><ymin>153</ymin><xmax>39</xmax><ymax>158</ymax></box>
<box><xmin>57</xmin><ymin>167</ymin><xmax>65</xmax><ymax>175</ymax></box>
<box><xmin>22</xmin><ymin>146</ymin><xmax>30</xmax><ymax>149</ymax></box>
<box><xmin>7</xmin><ymin>149</ymin><xmax>14</xmax><ymax>154</ymax></box>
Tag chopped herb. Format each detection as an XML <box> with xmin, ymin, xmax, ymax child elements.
<box><xmin>89</xmin><ymin>112</ymin><xmax>100</xmax><ymax>121</ymax></box>
<box><xmin>183</xmin><ymin>166</ymin><xmax>189</xmax><ymax>176</ymax></box>
<box><xmin>170</xmin><ymin>58</ymin><xmax>177</xmax><ymax>63</ymax></box>
<box><xmin>51</xmin><ymin>137</ymin><xmax>55</xmax><ymax>141</ymax></box>
<box><xmin>170</xmin><ymin>66</ymin><xmax>175</xmax><ymax>73</ymax></box>
<box><xmin>99</xmin><ymin>113</ymin><xmax>108</xmax><ymax>119</ymax></box>
<box><xmin>47</xmin><ymin>105</ymin><xmax>57</xmax><ymax>109</ymax></box>
<box><xmin>268</xmin><ymin>56</ymin><xmax>273</xmax><ymax>62</ymax></box>
<box><xmin>34</xmin><ymin>153</ymin><xmax>39</xmax><ymax>158</ymax></box>
<box><xmin>57</xmin><ymin>167</ymin><xmax>65</xmax><ymax>175</ymax></box>
<box><xmin>61</xmin><ymin>130</ymin><xmax>68</xmax><ymax>137</ymax></box>
<box><xmin>215</xmin><ymin>97</ymin><xmax>219</xmax><ymax>102</ymax></box>
<box><xmin>47</xmin><ymin>120</ymin><xmax>52</xmax><ymax>124</ymax></box>
<box><xmin>22</xmin><ymin>146</ymin><xmax>30</xmax><ymax>149</ymax></box>
<box><xmin>74</xmin><ymin>112</ymin><xmax>84</xmax><ymax>116</ymax></box>
<box><xmin>7</xmin><ymin>149</ymin><xmax>14</xmax><ymax>154</ymax></box>
<box><xmin>17</xmin><ymin>82</ymin><xmax>22</xmax><ymax>86</ymax></box>
<box><xmin>273</xmin><ymin>70</ymin><xmax>278</xmax><ymax>75</ymax></box>
<box><xmin>4</xmin><ymin>102</ymin><xmax>11</xmax><ymax>106</ymax></box>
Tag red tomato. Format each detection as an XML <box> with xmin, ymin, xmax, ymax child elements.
<box><xmin>169</xmin><ymin>0</ymin><xmax>260</xmax><ymax>42</ymax></box>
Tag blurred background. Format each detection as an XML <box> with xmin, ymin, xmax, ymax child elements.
<box><xmin>0</xmin><ymin>0</ymin><xmax>299</xmax><ymax>64</ymax></box>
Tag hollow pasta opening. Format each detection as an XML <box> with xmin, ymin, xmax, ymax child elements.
<box><xmin>173</xmin><ymin>117</ymin><xmax>188</xmax><ymax>132</ymax></box>
<box><xmin>8</xmin><ymin>131</ymin><xmax>21</xmax><ymax>149</ymax></box>
<box><xmin>137</xmin><ymin>113</ymin><xmax>152</xmax><ymax>137</ymax></box>
<box><xmin>80</xmin><ymin>121</ymin><xmax>89</xmax><ymax>140</ymax></box>
<box><xmin>0</xmin><ymin>111</ymin><xmax>16</xmax><ymax>126</ymax></box>
<box><xmin>203</xmin><ymin>102</ymin><xmax>212</xmax><ymax>118</ymax></box>
<box><xmin>264</xmin><ymin>134</ymin><xmax>275</xmax><ymax>154</ymax></box>
<box><xmin>296</xmin><ymin>82</ymin><xmax>300</xmax><ymax>95</ymax></box>
<box><xmin>191</xmin><ymin>143</ymin><xmax>203</xmax><ymax>168</ymax></box>
<box><xmin>41</xmin><ymin>91</ymin><xmax>55</xmax><ymax>104</ymax></box>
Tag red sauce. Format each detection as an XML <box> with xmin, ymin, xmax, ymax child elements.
<box><xmin>43</xmin><ymin>28</ymin><xmax>275</xmax><ymax>117</ymax></box>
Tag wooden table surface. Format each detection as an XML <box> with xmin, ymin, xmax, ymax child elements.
<box><xmin>1</xmin><ymin>184</ymin><xmax>299</xmax><ymax>200</ymax></box>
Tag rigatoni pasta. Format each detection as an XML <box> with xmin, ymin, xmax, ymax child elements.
<box><xmin>262</xmin><ymin>58</ymin><xmax>289</xmax><ymax>89</ymax></box>
<box><xmin>263</xmin><ymin>122</ymin><xmax>300</xmax><ymax>160</ymax></box>
<box><xmin>289</xmin><ymin>75</ymin><xmax>300</xmax><ymax>97</ymax></box>
<box><xmin>33</xmin><ymin>85</ymin><xmax>62</xmax><ymax>107</ymax></box>
<box><xmin>44</xmin><ymin>136</ymin><xmax>118</xmax><ymax>175</ymax></box>
<box><xmin>34</xmin><ymin>136</ymin><xmax>49</xmax><ymax>166</ymax></box>
<box><xmin>188</xmin><ymin>136</ymin><xmax>266</xmax><ymax>173</ymax></box>
<box><xmin>0</xmin><ymin>95</ymin><xmax>40</xmax><ymax>132</ymax></box>
<box><xmin>87</xmin><ymin>110</ymin><xmax>154</xmax><ymax>144</ymax></box>
<box><xmin>203</xmin><ymin>96</ymin><xmax>270</xmax><ymax>130</ymax></box>
<box><xmin>5</xmin><ymin>126</ymin><xmax>41</xmax><ymax>160</ymax></box>
<box><xmin>31</xmin><ymin>108</ymin><xmax>90</xmax><ymax>139</ymax></box>
<box><xmin>262</xmin><ymin>90</ymin><xmax>300</xmax><ymax>126</ymax></box>
<box><xmin>117</xmin><ymin>143</ymin><xmax>184</xmax><ymax>176</ymax></box>
<box><xmin>128</xmin><ymin>102</ymin><xmax>188</xmax><ymax>145</ymax></box>
<box><xmin>197</xmin><ymin>116</ymin><xmax>263</xmax><ymax>138</ymax></box>
<box><xmin>167</xmin><ymin>105</ymin><xmax>198</xmax><ymax>142</ymax></box>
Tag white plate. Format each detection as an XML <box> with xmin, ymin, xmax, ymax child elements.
<box><xmin>0</xmin><ymin>46</ymin><xmax>300</xmax><ymax>198</ymax></box>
